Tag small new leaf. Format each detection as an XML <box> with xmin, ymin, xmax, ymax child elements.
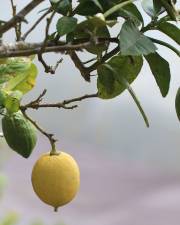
<box><xmin>4</xmin><ymin>90</ymin><xmax>23</xmax><ymax>114</ymax></box>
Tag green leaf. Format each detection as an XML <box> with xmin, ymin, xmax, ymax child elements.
<box><xmin>74</xmin><ymin>19</ymin><xmax>110</xmax><ymax>55</ymax></box>
<box><xmin>1</xmin><ymin>212</ymin><xmax>19</xmax><ymax>225</ymax></box>
<box><xmin>99</xmin><ymin>64</ymin><xmax>149</xmax><ymax>127</ymax></box>
<box><xmin>56</xmin><ymin>16</ymin><xmax>77</xmax><ymax>37</ymax></box>
<box><xmin>4</xmin><ymin>63</ymin><xmax>38</xmax><ymax>94</ymax></box>
<box><xmin>91</xmin><ymin>0</ymin><xmax>103</xmax><ymax>11</ymax></box>
<box><xmin>0</xmin><ymin>90</ymin><xmax>8</xmax><ymax>106</ymax></box>
<box><xmin>175</xmin><ymin>87</ymin><xmax>180</xmax><ymax>121</ymax></box>
<box><xmin>97</xmin><ymin>55</ymin><xmax>143</xmax><ymax>99</ymax></box>
<box><xmin>119</xmin><ymin>21</ymin><xmax>157</xmax><ymax>56</ymax></box>
<box><xmin>0</xmin><ymin>57</ymin><xmax>32</xmax><ymax>85</ymax></box>
<box><xmin>157</xmin><ymin>22</ymin><xmax>180</xmax><ymax>45</ymax></box>
<box><xmin>87</xmin><ymin>13</ymin><xmax>106</xmax><ymax>27</ymax></box>
<box><xmin>141</xmin><ymin>0</ymin><xmax>164</xmax><ymax>17</ymax></box>
<box><xmin>157</xmin><ymin>0</ymin><xmax>178</xmax><ymax>21</ymax></box>
<box><xmin>50</xmin><ymin>0</ymin><xmax>72</xmax><ymax>15</ymax></box>
<box><xmin>75</xmin><ymin>1</ymin><xmax>99</xmax><ymax>16</ymax></box>
<box><xmin>121</xmin><ymin>3</ymin><xmax>144</xmax><ymax>25</ymax></box>
<box><xmin>75</xmin><ymin>0</ymin><xmax>122</xmax><ymax>18</ymax></box>
<box><xmin>145</xmin><ymin>53</ymin><xmax>171</xmax><ymax>97</ymax></box>
<box><xmin>4</xmin><ymin>90</ymin><xmax>23</xmax><ymax>113</ymax></box>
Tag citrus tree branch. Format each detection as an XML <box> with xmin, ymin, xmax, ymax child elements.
<box><xmin>21</xmin><ymin>110</ymin><xmax>57</xmax><ymax>150</ymax></box>
<box><xmin>0</xmin><ymin>0</ymin><xmax>45</xmax><ymax>35</ymax></box>
<box><xmin>21</xmin><ymin>93</ymin><xmax>98</xmax><ymax>111</ymax></box>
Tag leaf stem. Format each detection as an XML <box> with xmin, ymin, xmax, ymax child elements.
<box><xmin>104</xmin><ymin>64</ymin><xmax>149</xmax><ymax>128</ymax></box>
<box><xmin>150</xmin><ymin>37</ymin><xmax>180</xmax><ymax>57</ymax></box>
<box><xmin>21</xmin><ymin>110</ymin><xmax>58</xmax><ymax>154</ymax></box>
<box><xmin>104</xmin><ymin>0</ymin><xmax>136</xmax><ymax>18</ymax></box>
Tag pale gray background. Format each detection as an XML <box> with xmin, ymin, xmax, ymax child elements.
<box><xmin>0</xmin><ymin>1</ymin><xmax>180</xmax><ymax>225</ymax></box>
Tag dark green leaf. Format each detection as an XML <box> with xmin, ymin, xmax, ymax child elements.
<box><xmin>122</xmin><ymin>3</ymin><xmax>144</xmax><ymax>25</ymax></box>
<box><xmin>74</xmin><ymin>19</ymin><xmax>110</xmax><ymax>55</ymax></box>
<box><xmin>91</xmin><ymin>0</ymin><xmax>103</xmax><ymax>11</ymax></box>
<box><xmin>50</xmin><ymin>0</ymin><xmax>72</xmax><ymax>15</ymax></box>
<box><xmin>145</xmin><ymin>53</ymin><xmax>171</xmax><ymax>97</ymax></box>
<box><xmin>75</xmin><ymin>0</ymin><xmax>122</xmax><ymax>18</ymax></box>
<box><xmin>156</xmin><ymin>0</ymin><xmax>178</xmax><ymax>21</ymax></box>
<box><xmin>56</xmin><ymin>16</ymin><xmax>77</xmax><ymax>36</ymax></box>
<box><xmin>141</xmin><ymin>0</ymin><xmax>164</xmax><ymax>17</ymax></box>
<box><xmin>99</xmin><ymin>63</ymin><xmax>149</xmax><ymax>127</ymax></box>
<box><xmin>119</xmin><ymin>21</ymin><xmax>157</xmax><ymax>56</ymax></box>
<box><xmin>175</xmin><ymin>87</ymin><xmax>180</xmax><ymax>121</ymax></box>
<box><xmin>97</xmin><ymin>55</ymin><xmax>143</xmax><ymax>99</ymax></box>
<box><xmin>75</xmin><ymin>1</ymin><xmax>99</xmax><ymax>16</ymax></box>
<box><xmin>157</xmin><ymin>22</ymin><xmax>180</xmax><ymax>45</ymax></box>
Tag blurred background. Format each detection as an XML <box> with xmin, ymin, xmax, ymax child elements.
<box><xmin>0</xmin><ymin>1</ymin><xmax>180</xmax><ymax>225</ymax></box>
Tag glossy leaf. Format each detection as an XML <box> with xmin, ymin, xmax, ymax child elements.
<box><xmin>141</xmin><ymin>0</ymin><xmax>164</xmax><ymax>17</ymax></box>
<box><xmin>91</xmin><ymin>0</ymin><xmax>103</xmax><ymax>11</ymax></box>
<box><xmin>119</xmin><ymin>3</ymin><xmax>144</xmax><ymax>25</ymax></box>
<box><xmin>75</xmin><ymin>0</ymin><xmax>122</xmax><ymax>18</ymax></box>
<box><xmin>175</xmin><ymin>87</ymin><xmax>180</xmax><ymax>121</ymax></box>
<box><xmin>97</xmin><ymin>55</ymin><xmax>143</xmax><ymax>99</ymax></box>
<box><xmin>157</xmin><ymin>0</ymin><xmax>178</xmax><ymax>21</ymax></box>
<box><xmin>157</xmin><ymin>22</ymin><xmax>180</xmax><ymax>45</ymax></box>
<box><xmin>119</xmin><ymin>21</ymin><xmax>157</xmax><ymax>56</ymax></box>
<box><xmin>56</xmin><ymin>16</ymin><xmax>77</xmax><ymax>36</ymax></box>
<box><xmin>50</xmin><ymin>0</ymin><xmax>72</xmax><ymax>15</ymax></box>
<box><xmin>145</xmin><ymin>53</ymin><xmax>171</xmax><ymax>97</ymax></box>
<box><xmin>98</xmin><ymin>63</ymin><xmax>149</xmax><ymax>127</ymax></box>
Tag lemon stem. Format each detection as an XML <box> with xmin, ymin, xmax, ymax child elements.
<box><xmin>54</xmin><ymin>207</ymin><xmax>58</xmax><ymax>212</ymax></box>
<box><xmin>50</xmin><ymin>142</ymin><xmax>59</xmax><ymax>156</ymax></box>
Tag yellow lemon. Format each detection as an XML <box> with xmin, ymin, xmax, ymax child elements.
<box><xmin>31</xmin><ymin>151</ymin><xmax>80</xmax><ymax>211</ymax></box>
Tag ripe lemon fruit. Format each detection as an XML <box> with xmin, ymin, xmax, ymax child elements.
<box><xmin>31</xmin><ymin>151</ymin><xmax>80</xmax><ymax>211</ymax></box>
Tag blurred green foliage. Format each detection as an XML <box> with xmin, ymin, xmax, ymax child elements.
<box><xmin>0</xmin><ymin>212</ymin><xmax>19</xmax><ymax>225</ymax></box>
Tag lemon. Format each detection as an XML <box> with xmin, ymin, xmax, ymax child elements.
<box><xmin>31</xmin><ymin>151</ymin><xmax>80</xmax><ymax>211</ymax></box>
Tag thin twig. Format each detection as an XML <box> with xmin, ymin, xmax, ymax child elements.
<box><xmin>22</xmin><ymin>7</ymin><xmax>52</xmax><ymax>41</ymax></box>
<box><xmin>0</xmin><ymin>0</ymin><xmax>45</xmax><ymax>35</ymax></box>
<box><xmin>38</xmin><ymin>11</ymin><xmax>58</xmax><ymax>73</ymax></box>
<box><xmin>21</xmin><ymin>110</ymin><xmax>57</xmax><ymax>150</ymax></box>
<box><xmin>150</xmin><ymin>37</ymin><xmax>180</xmax><ymax>57</ymax></box>
<box><xmin>21</xmin><ymin>93</ymin><xmax>98</xmax><ymax>111</ymax></box>
<box><xmin>88</xmin><ymin>46</ymin><xmax>120</xmax><ymax>72</ymax></box>
<box><xmin>10</xmin><ymin>0</ymin><xmax>19</xmax><ymax>40</ymax></box>
<box><xmin>25</xmin><ymin>89</ymin><xmax>47</xmax><ymax>107</ymax></box>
